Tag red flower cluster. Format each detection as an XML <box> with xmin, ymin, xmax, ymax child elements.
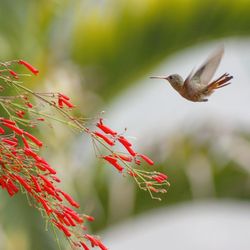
<box><xmin>0</xmin><ymin>60</ymin><xmax>39</xmax><ymax>80</ymax></box>
<box><xmin>58</xmin><ymin>93</ymin><xmax>75</xmax><ymax>108</ymax></box>
<box><xmin>0</xmin><ymin>61</ymin><xmax>107</xmax><ymax>249</ymax></box>
<box><xmin>0</xmin><ymin>117</ymin><xmax>106</xmax><ymax>249</ymax></box>
<box><xmin>18</xmin><ymin>60</ymin><xmax>39</xmax><ymax>75</ymax></box>
<box><xmin>92</xmin><ymin>119</ymin><xmax>170</xmax><ymax>197</ymax></box>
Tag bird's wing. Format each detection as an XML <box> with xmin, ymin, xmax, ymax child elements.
<box><xmin>184</xmin><ymin>46</ymin><xmax>224</xmax><ymax>87</ymax></box>
<box><xmin>183</xmin><ymin>68</ymin><xmax>195</xmax><ymax>87</ymax></box>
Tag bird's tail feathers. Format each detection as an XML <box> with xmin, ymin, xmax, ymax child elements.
<box><xmin>205</xmin><ymin>73</ymin><xmax>233</xmax><ymax>92</ymax></box>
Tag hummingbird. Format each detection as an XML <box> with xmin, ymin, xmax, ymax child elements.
<box><xmin>150</xmin><ymin>46</ymin><xmax>233</xmax><ymax>102</ymax></box>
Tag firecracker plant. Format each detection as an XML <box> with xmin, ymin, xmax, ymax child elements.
<box><xmin>0</xmin><ymin>60</ymin><xmax>170</xmax><ymax>249</ymax></box>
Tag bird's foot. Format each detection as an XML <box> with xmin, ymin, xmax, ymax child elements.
<box><xmin>201</xmin><ymin>98</ymin><xmax>208</xmax><ymax>102</ymax></box>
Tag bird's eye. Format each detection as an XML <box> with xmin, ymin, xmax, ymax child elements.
<box><xmin>169</xmin><ymin>76</ymin><xmax>173</xmax><ymax>80</ymax></box>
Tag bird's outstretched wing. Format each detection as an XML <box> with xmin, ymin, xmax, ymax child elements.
<box><xmin>184</xmin><ymin>46</ymin><xmax>224</xmax><ymax>87</ymax></box>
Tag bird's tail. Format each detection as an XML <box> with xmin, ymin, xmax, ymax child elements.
<box><xmin>204</xmin><ymin>73</ymin><xmax>233</xmax><ymax>93</ymax></box>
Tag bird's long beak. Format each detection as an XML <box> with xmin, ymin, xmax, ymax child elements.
<box><xmin>150</xmin><ymin>76</ymin><xmax>168</xmax><ymax>80</ymax></box>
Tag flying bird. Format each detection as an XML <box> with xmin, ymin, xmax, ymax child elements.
<box><xmin>150</xmin><ymin>46</ymin><xmax>233</xmax><ymax>102</ymax></box>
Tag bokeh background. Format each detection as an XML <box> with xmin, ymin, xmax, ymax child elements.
<box><xmin>1</xmin><ymin>0</ymin><xmax>250</xmax><ymax>249</ymax></box>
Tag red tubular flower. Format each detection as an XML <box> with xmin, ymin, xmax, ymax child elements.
<box><xmin>44</xmin><ymin>164</ymin><xmax>57</xmax><ymax>175</ymax></box>
<box><xmin>35</xmin><ymin>163</ymin><xmax>47</xmax><ymax>171</ymax></box>
<box><xmin>84</xmin><ymin>235</ymin><xmax>108</xmax><ymax>250</ymax></box>
<box><xmin>58</xmin><ymin>95</ymin><xmax>75</xmax><ymax>108</ymax></box>
<box><xmin>7</xmin><ymin>179</ymin><xmax>19</xmax><ymax>193</ymax></box>
<box><xmin>158</xmin><ymin>173</ymin><xmax>168</xmax><ymax>180</ymax></box>
<box><xmin>84</xmin><ymin>234</ymin><xmax>99</xmax><ymax>247</ymax></box>
<box><xmin>11</xmin><ymin>149</ymin><xmax>17</xmax><ymax>156</ymax></box>
<box><xmin>0</xmin><ymin>177</ymin><xmax>6</xmax><ymax>187</ymax></box>
<box><xmin>51</xmin><ymin>175</ymin><xmax>61</xmax><ymax>183</ymax></box>
<box><xmin>117</xmin><ymin>136</ymin><xmax>132</xmax><ymax>147</ymax></box>
<box><xmin>80</xmin><ymin>241</ymin><xmax>90</xmax><ymax>250</ymax></box>
<box><xmin>61</xmin><ymin>98</ymin><xmax>75</xmax><ymax>108</ymax></box>
<box><xmin>117</xmin><ymin>136</ymin><xmax>136</xmax><ymax>156</ymax></box>
<box><xmin>37</xmin><ymin>117</ymin><xmax>45</xmax><ymax>121</ymax></box>
<box><xmin>1</xmin><ymin>138</ymin><xmax>18</xmax><ymax>147</ymax></box>
<box><xmin>54</xmin><ymin>221</ymin><xmax>72</xmax><ymax>237</ymax></box>
<box><xmin>63</xmin><ymin>213</ymin><xmax>77</xmax><ymax>226</ymax></box>
<box><xmin>115</xmin><ymin>154</ymin><xmax>133</xmax><ymax>162</ymax></box>
<box><xmin>6</xmin><ymin>179</ymin><xmax>19</xmax><ymax>196</ymax></box>
<box><xmin>124</xmin><ymin>145</ymin><xmax>136</xmax><ymax>157</ymax></box>
<box><xmin>97</xmin><ymin>119</ymin><xmax>117</xmax><ymax>136</ymax></box>
<box><xmin>152</xmin><ymin>176</ymin><xmax>164</xmax><ymax>183</ymax></box>
<box><xmin>102</xmin><ymin>155</ymin><xmax>117</xmax><ymax>164</ymax></box>
<box><xmin>38</xmin><ymin>174</ymin><xmax>55</xmax><ymax>190</ymax></box>
<box><xmin>43</xmin><ymin>185</ymin><xmax>56</xmax><ymax>197</ymax></box>
<box><xmin>37</xmin><ymin>197</ymin><xmax>53</xmax><ymax>215</ymax></box>
<box><xmin>21</xmin><ymin>136</ymin><xmax>30</xmax><ymax>148</ymax></box>
<box><xmin>23</xmin><ymin>131</ymin><xmax>43</xmax><ymax>147</ymax></box>
<box><xmin>66</xmin><ymin>211</ymin><xmax>83</xmax><ymax>224</ymax></box>
<box><xmin>26</xmin><ymin>102</ymin><xmax>33</xmax><ymax>108</ymax></box>
<box><xmin>24</xmin><ymin>147</ymin><xmax>38</xmax><ymax>158</ymax></box>
<box><xmin>64</xmin><ymin>207</ymin><xmax>83</xmax><ymax>223</ymax></box>
<box><xmin>61</xmin><ymin>216</ymin><xmax>72</xmax><ymax>227</ymax></box>
<box><xmin>118</xmin><ymin>135</ymin><xmax>132</xmax><ymax>147</ymax></box>
<box><xmin>16</xmin><ymin>110</ymin><xmax>25</xmax><ymax>118</ymax></box>
<box><xmin>137</xmin><ymin>154</ymin><xmax>154</xmax><ymax>166</ymax></box>
<box><xmin>11</xmin><ymin>137</ymin><xmax>18</xmax><ymax>142</ymax></box>
<box><xmin>97</xmin><ymin>241</ymin><xmax>108</xmax><ymax>250</ymax></box>
<box><xmin>30</xmin><ymin>175</ymin><xmax>42</xmax><ymax>192</ymax></box>
<box><xmin>127</xmin><ymin>170</ymin><xmax>138</xmax><ymax>177</ymax></box>
<box><xmin>2</xmin><ymin>122</ymin><xmax>23</xmax><ymax>135</ymax></box>
<box><xmin>152</xmin><ymin>174</ymin><xmax>168</xmax><ymax>183</ymax></box>
<box><xmin>135</xmin><ymin>159</ymin><xmax>141</xmax><ymax>165</ymax></box>
<box><xmin>9</xmin><ymin>70</ymin><xmax>19</xmax><ymax>79</ymax></box>
<box><xmin>59</xmin><ymin>93</ymin><xmax>70</xmax><ymax>100</ymax></box>
<box><xmin>102</xmin><ymin>155</ymin><xmax>124</xmax><ymax>172</ymax></box>
<box><xmin>18</xmin><ymin>60</ymin><xmax>39</xmax><ymax>75</ymax></box>
<box><xmin>6</xmin><ymin>188</ymin><xmax>15</xmax><ymax>196</ymax></box>
<box><xmin>13</xmin><ymin>175</ymin><xmax>32</xmax><ymax>192</ymax></box>
<box><xmin>0</xmin><ymin>118</ymin><xmax>16</xmax><ymax>125</ymax></box>
<box><xmin>0</xmin><ymin>127</ymin><xmax>5</xmax><ymax>134</ymax></box>
<box><xmin>83</xmin><ymin>215</ymin><xmax>95</xmax><ymax>222</ymax></box>
<box><xmin>36</xmin><ymin>157</ymin><xmax>47</xmax><ymax>165</ymax></box>
<box><xmin>58</xmin><ymin>98</ymin><xmax>63</xmax><ymax>108</ymax></box>
<box><xmin>37</xmin><ymin>160</ymin><xmax>56</xmax><ymax>175</ymax></box>
<box><xmin>93</xmin><ymin>132</ymin><xmax>115</xmax><ymax>146</ymax></box>
<box><xmin>5</xmin><ymin>183</ymin><xmax>16</xmax><ymax>196</ymax></box>
<box><xmin>54</xmin><ymin>191</ymin><xmax>63</xmax><ymax>202</ymax></box>
<box><xmin>55</xmin><ymin>212</ymin><xmax>69</xmax><ymax>226</ymax></box>
<box><xmin>58</xmin><ymin>190</ymin><xmax>80</xmax><ymax>208</ymax></box>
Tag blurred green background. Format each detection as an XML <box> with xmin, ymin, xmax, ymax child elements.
<box><xmin>1</xmin><ymin>0</ymin><xmax>250</xmax><ymax>249</ymax></box>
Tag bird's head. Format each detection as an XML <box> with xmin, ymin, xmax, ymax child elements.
<box><xmin>165</xmin><ymin>74</ymin><xmax>184</xmax><ymax>86</ymax></box>
<box><xmin>150</xmin><ymin>74</ymin><xmax>184</xmax><ymax>90</ymax></box>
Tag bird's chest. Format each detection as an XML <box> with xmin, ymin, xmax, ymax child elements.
<box><xmin>180</xmin><ymin>84</ymin><xmax>204</xmax><ymax>101</ymax></box>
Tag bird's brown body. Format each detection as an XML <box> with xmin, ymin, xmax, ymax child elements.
<box><xmin>150</xmin><ymin>46</ymin><xmax>233</xmax><ymax>102</ymax></box>
<box><xmin>178</xmin><ymin>73</ymin><xmax>232</xmax><ymax>102</ymax></box>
